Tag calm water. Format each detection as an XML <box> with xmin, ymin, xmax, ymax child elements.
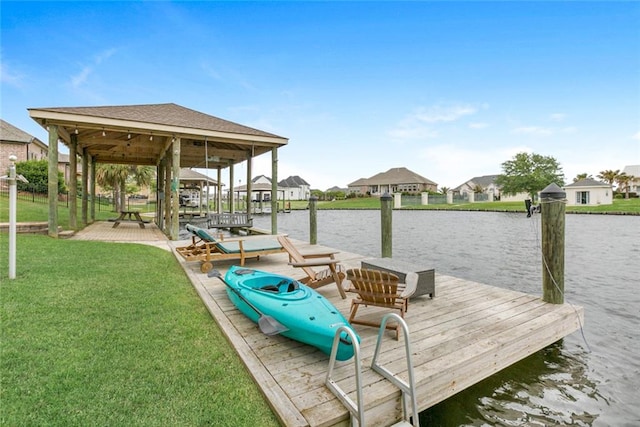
<box><xmin>252</xmin><ymin>210</ymin><xmax>640</xmax><ymax>426</ymax></box>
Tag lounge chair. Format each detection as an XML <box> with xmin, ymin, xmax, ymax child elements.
<box><xmin>276</xmin><ymin>235</ymin><xmax>347</xmax><ymax>299</ymax></box>
<box><xmin>345</xmin><ymin>268</ymin><xmax>417</xmax><ymax>339</ymax></box>
<box><xmin>175</xmin><ymin>224</ymin><xmax>285</xmax><ymax>273</ymax></box>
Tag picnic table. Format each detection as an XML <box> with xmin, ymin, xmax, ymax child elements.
<box><xmin>112</xmin><ymin>211</ymin><xmax>146</xmax><ymax>228</ymax></box>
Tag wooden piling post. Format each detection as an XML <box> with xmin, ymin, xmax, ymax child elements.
<box><xmin>381</xmin><ymin>192</ymin><xmax>392</xmax><ymax>258</ymax></box>
<box><xmin>309</xmin><ymin>195</ymin><xmax>318</xmax><ymax>245</ymax></box>
<box><xmin>540</xmin><ymin>183</ymin><xmax>566</xmax><ymax>304</ymax></box>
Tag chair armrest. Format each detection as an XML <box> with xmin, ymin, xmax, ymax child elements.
<box><xmin>300</xmin><ymin>251</ymin><xmax>338</xmax><ymax>260</ymax></box>
<box><xmin>289</xmin><ymin>258</ymin><xmax>338</xmax><ymax>268</ymax></box>
<box><xmin>400</xmin><ymin>272</ymin><xmax>418</xmax><ymax>298</ymax></box>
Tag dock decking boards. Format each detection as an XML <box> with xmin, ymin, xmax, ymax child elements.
<box><xmin>172</xmin><ymin>239</ymin><xmax>584</xmax><ymax>427</ymax></box>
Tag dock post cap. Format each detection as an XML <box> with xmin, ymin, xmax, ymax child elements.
<box><xmin>380</xmin><ymin>192</ymin><xmax>392</xmax><ymax>200</ymax></box>
<box><xmin>540</xmin><ymin>183</ymin><xmax>566</xmax><ymax>200</ymax></box>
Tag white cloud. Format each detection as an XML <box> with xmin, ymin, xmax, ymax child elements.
<box><xmin>69</xmin><ymin>48</ymin><xmax>117</xmax><ymax>89</ymax></box>
<box><xmin>550</xmin><ymin>113</ymin><xmax>566</xmax><ymax>122</ymax></box>
<box><xmin>512</xmin><ymin>126</ymin><xmax>553</xmax><ymax>136</ymax></box>
<box><xmin>387</xmin><ymin>125</ymin><xmax>439</xmax><ymax>140</ymax></box>
<box><xmin>388</xmin><ymin>103</ymin><xmax>480</xmax><ymax>141</ymax></box>
<box><xmin>71</xmin><ymin>66</ymin><xmax>93</xmax><ymax>88</ymax></box>
<box><xmin>632</xmin><ymin>131</ymin><xmax>640</xmax><ymax>140</ymax></box>
<box><xmin>416</xmin><ymin>144</ymin><xmax>532</xmax><ymax>188</ymax></box>
<box><xmin>0</xmin><ymin>62</ymin><xmax>25</xmax><ymax>87</ymax></box>
<box><xmin>414</xmin><ymin>104</ymin><xmax>477</xmax><ymax>123</ymax></box>
<box><xmin>469</xmin><ymin>122</ymin><xmax>489</xmax><ymax>129</ymax></box>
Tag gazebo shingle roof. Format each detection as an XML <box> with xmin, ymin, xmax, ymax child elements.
<box><xmin>31</xmin><ymin>103</ymin><xmax>283</xmax><ymax>138</ymax></box>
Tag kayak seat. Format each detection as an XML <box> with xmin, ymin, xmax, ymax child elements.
<box><xmin>259</xmin><ymin>285</ymin><xmax>280</xmax><ymax>293</ymax></box>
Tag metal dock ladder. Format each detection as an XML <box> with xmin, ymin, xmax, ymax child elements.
<box><xmin>326</xmin><ymin>313</ymin><xmax>420</xmax><ymax>426</ymax></box>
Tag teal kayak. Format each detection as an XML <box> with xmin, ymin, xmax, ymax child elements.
<box><xmin>223</xmin><ymin>265</ymin><xmax>359</xmax><ymax>361</ymax></box>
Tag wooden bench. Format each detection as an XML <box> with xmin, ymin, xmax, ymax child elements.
<box><xmin>208</xmin><ymin>213</ymin><xmax>253</xmax><ymax>229</ymax></box>
<box><xmin>361</xmin><ymin>257</ymin><xmax>435</xmax><ymax>298</ymax></box>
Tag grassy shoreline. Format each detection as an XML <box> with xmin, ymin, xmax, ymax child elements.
<box><xmin>287</xmin><ymin>197</ymin><xmax>640</xmax><ymax>214</ymax></box>
<box><xmin>0</xmin><ymin>235</ymin><xmax>279</xmax><ymax>426</ymax></box>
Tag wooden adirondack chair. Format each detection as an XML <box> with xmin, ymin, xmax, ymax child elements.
<box><xmin>345</xmin><ymin>268</ymin><xmax>417</xmax><ymax>339</ymax></box>
<box><xmin>276</xmin><ymin>236</ymin><xmax>347</xmax><ymax>299</ymax></box>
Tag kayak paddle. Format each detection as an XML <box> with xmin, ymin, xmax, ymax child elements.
<box><xmin>208</xmin><ymin>270</ymin><xmax>289</xmax><ymax>336</ymax></box>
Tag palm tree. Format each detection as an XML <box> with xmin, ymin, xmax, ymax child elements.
<box><xmin>615</xmin><ymin>173</ymin><xmax>635</xmax><ymax>199</ymax></box>
<box><xmin>597</xmin><ymin>169</ymin><xmax>620</xmax><ymax>187</ymax></box>
<box><xmin>439</xmin><ymin>186</ymin><xmax>450</xmax><ymax>195</ymax></box>
<box><xmin>573</xmin><ymin>173</ymin><xmax>593</xmax><ymax>182</ymax></box>
<box><xmin>96</xmin><ymin>164</ymin><xmax>155</xmax><ymax>211</ymax></box>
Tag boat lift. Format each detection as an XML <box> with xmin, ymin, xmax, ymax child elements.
<box><xmin>326</xmin><ymin>313</ymin><xmax>419</xmax><ymax>427</ymax></box>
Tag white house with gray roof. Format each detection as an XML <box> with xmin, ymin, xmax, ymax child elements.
<box><xmin>564</xmin><ymin>178</ymin><xmax>612</xmax><ymax>206</ymax></box>
<box><xmin>622</xmin><ymin>165</ymin><xmax>640</xmax><ymax>195</ymax></box>
<box><xmin>278</xmin><ymin>175</ymin><xmax>311</xmax><ymax>200</ymax></box>
<box><xmin>454</xmin><ymin>174</ymin><xmax>529</xmax><ymax>201</ymax></box>
<box><xmin>347</xmin><ymin>167</ymin><xmax>437</xmax><ymax>196</ymax></box>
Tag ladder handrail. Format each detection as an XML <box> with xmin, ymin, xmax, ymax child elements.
<box><xmin>326</xmin><ymin>315</ymin><xmax>419</xmax><ymax>427</ymax></box>
<box><xmin>325</xmin><ymin>326</ymin><xmax>365</xmax><ymax>426</ymax></box>
<box><xmin>371</xmin><ymin>313</ymin><xmax>420</xmax><ymax>427</ymax></box>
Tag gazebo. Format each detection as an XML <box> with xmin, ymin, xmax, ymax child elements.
<box><xmin>28</xmin><ymin>103</ymin><xmax>288</xmax><ymax>239</ymax></box>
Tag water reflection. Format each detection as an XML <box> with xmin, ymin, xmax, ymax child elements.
<box><xmin>252</xmin><ymin>210</ymin><xmax>640</xmax><ymax>425</ymax></box>
<box><xmin>421</xmin><ymin>342</ymin><xmax>604</xmax><ymax>426</ymax></box>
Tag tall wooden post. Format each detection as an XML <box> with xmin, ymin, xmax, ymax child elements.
<box><xmin>246</xmin><ymin>153</ymin><xmax>253</xmax><ymax>216</ymax></box>
<box><xmin>47</xmin><ymin>125</ymin><xmax>59</xmax><ymax>237</ymax></box>
<box><xmin>381</xmin><ymin>192</ymin><xmax>392</xmax><ymax>258</ymax></box>
<box><xmin>89</xmin><ymin>156</ymin><xmax>96</xmax><ymax>222</ymax></box>
<box><xmin>81</xmin><ymin>146</ymin><xmax>88</xmax><ymax>225</ymax></box>
<box><xmin>170</xmin><ymin>138</ymin><xmax>181</xmax><ymax>240</ymax></box>
<box><xmin>217</xmin><ymin>167</ymin><xmax>222</xmax><ymax>214</ymax></box>
<box><xmin>229</xmin><ymin>164</ymin><xmax>235</xmax><ymax>213</ymax></box>
<box><xmin>309</xmin><ymin>195</ymin><xmax>318</xmax><ymax>244</ymax></box>
<box><xmin>271</xmin><ymin>147</ymin><xmax>278</xmax><ymax>234</ymax></box>
<box><xmin>540</xmin><ymin>183</ymin><xmax>566</xmax><ymax>304</ymax></box>
<box><xmin>157</xmin><ymin>158</ymin><xmax>165</xmax><ymax>229</ymax></box>
<box><xmin>69</xmin><ymin>134</ymin><xmax>77</xmax><ymax>229</ymax></box>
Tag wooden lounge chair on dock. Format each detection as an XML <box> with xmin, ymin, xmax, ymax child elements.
<box><xmin>176</xmin><ymin>224</ymin><xmax>285</xmax><ymax>273</ymax></box>
<box><xmin>345</xmin><ymin>268</ymin><xmax>417</xmax><ymax>339</ymax></box>
<box><xmin>277</xmin><ymin>235</ymin><xmax>347</xmax><ymax>299</ymax></box>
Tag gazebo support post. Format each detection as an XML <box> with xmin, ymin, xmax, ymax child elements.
<box><xmin>81</xmin><ymin>146</ymin><xmax>88</xmax><ymax>226</ymax></box>
<box><xmin>170</xmin><ymin>138</ymin><xmax>181</xmax><ymax>240</ymax></box>
<box><xmin>246</xmin><ymin>152</ymin><xmax>253</xmax><ymax>217</ymax></box>
<box><xmin>69</xmin><ymin>134</ymin><xmax>77</xmax><ymax>229</ymax></box>
<box><xmin>164</xmin><ymin>153</ymin><xmax>172</xmax><ymax>233</ymax></box>
<box><xmin>271</xmin><ymin>147</ymin><xmax>278</xmax><ymax>234</ymax></box>
<box><xmin>89</xmin><ymin>155</ymin><xmax>95</xmax><ymax>222</ymax></box>
<box><xmin>157</xmin><ymin>158</ymin><xmax>165</xmax><ymax>229</ymax></box>
<box><xmin>217</xmin><ymin>167</ymin><xmax>222</xmax><ymax>214</ymax></box>
<box><xmin>229</xmin><ymin>165</ymin><xmax>235</xmax><ymax>213</ymax></box>
<box><xmin>47</xmin><ymin>124</ymin><xmax>59</xmax><ymax>237</ymax></box>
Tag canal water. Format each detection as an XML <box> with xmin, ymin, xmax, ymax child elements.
<box><xmin>252</xmin><ymin>210</ymin><xmax>640</xmax><ymax>426</ymax></box>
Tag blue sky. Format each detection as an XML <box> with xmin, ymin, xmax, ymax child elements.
<box><xmin>2</xmin><ymin>1</ymin><xmax>639</xmax><ymax>190</ymax></box>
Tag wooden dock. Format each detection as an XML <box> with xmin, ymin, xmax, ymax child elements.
<box><xmin>172</xmin><ymin>238</ymin><xmax>584</xmax><ymax>427</ymax></box>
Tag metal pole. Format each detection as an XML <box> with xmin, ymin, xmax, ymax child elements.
<box><xmin>8</xmin><ymin>155</ymin><xmax>18</xmax><ymax>279</ymax></box>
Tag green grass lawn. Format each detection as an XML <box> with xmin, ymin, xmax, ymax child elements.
<box><xmin>308</xmin><ymin>196</ymin><xmax>640</xmax><ymax>213</ymax></box>
<box><xmin>0</xmin><ymin>235</ymin><xmax>279</xmax><ymax>426</ymax></box>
